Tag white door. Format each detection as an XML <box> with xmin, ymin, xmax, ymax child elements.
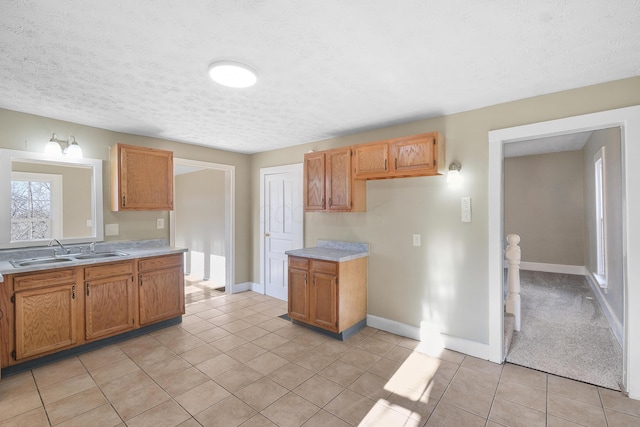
<box><xmin>261</xmin><ymin>164</ymin><xmax>303</xmax><ymax>301</ymax></box>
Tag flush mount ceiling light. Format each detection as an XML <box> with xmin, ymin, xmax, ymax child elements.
<box><xmin>208</xmin><ymin>61</ymin><xmax>257</xmax><ymax>88</ymax></box>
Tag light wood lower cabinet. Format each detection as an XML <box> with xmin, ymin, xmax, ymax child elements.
<box><xmin>84</xmin><ymin>262</ymin><xmax>135</xmax><ymax>341</ymax></box>
<box><xmin>1</xmin><ymin>253</ymin><xmax>184</xmax><ymax>367</ymax></box>
<box><xmin>138</xmin><ymin>254</ymin><xmax>185</xmax><ymax>325</ymax></box>
<box><xmin>15</xmin><ymin>282</ymin><xmax>77</xmax><ymax>360</ymax></box>
<box><xmin>288</xmin><ymin>256</ymin><xmax>367</xmax><ymax>334</ymax></box>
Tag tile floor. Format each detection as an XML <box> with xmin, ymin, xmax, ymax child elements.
<box><xmin>1</xmin><ymin>286</ymin><xmax>640</xmax><ymax>426</ymax></box>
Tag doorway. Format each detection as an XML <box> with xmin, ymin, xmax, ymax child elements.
<box><xmin>502</xmin><ymin>130</ymin><xmax>623</xmax><ymax>389</ymax></box>
<box><xmin>259</xmin><ymin>164</ymin><xmax>303</xmax><ymax>301</ymax></box>
<box><xmin>170</xmin><ymin>158</ymin><xmax>235</xmax><ymax>294</ymax></box>
<box><xmin>488</xmin><ymin>105</ymin><xmax>640</xmax><ymax>399</ymax></box>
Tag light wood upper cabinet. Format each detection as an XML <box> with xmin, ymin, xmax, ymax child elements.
<box><xmin>304</xmin><ymin>148</ymin><xmax>365</xmax><ymax>212</ymax></box>
<box><xmin>304</xmin><ymin>152</ymin><xmax>325</xmax><ymax>210</ymax></box>
<box><xmin>353</xmin><ymin>132</ymin><xmax>444</xmax><ymax>180</ymax></box>
<box><xmin>390</xmin><ymin>133</ymin><xmax>441</xmax><ymax>177</ymax></box>
<box><xmin>110</xmin><ymin>143</ymin><xmax>174</xmax><ymax>211</ymax></box>
<box><xmin>353</xmin><ymin>142</ymin><xmax>389</xmax><ymax>179</ymax></box>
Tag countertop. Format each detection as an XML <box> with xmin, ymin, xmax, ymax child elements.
<box><xmin>0</xmin><ymin>239</ymin><xmax>187</xmax><ymax>283</ymax></box>
<box><xmin>285</xmin><ymin>240</ymin><xmax>369</xmax><ymax>262</ymax></box>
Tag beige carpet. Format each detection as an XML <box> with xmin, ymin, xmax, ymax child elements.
<box><xmin>505</xmin><ymin>270</ymin><xmax>623</xmax><ymax>390</ymax></box>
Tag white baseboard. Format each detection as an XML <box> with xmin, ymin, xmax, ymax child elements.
<box><xmin>366</xmin><ymin>315</ymin><xmax>491</xmax><ymax>361</ymax></box>
<box><xmin>518</xmin><ymin>261</ymin><xmax>587</xmax><ymax>275</ymax></box>
<box><xmin>250</xmin><ymin>282</ymin><xmax>264</xmax><ymax>294</ymax></box>
<box><xmin>585</xmin><ymin>273</ymin><xmax>624</xmax><ymax>347</ymax></box>
<box><xmin>231</xmin><ymin>282</ymin><xmax>252</xmax><ymax>293</ymax></box>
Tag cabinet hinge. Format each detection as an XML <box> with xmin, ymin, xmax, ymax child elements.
<box><xmin>122</xmin><ymin>195</ymin><xmax>126</xmax><ymax>207</ymax></box>
<box><xmin>11</xmin><ymin>350</ymin><xmax>16</xmax><ymax>360</ymax></box>
<box><xmin>11</xmin><ymin>295</ymin><xmax>15</xmax><ymax>303</ymax></box>
<box><xmin>433</xmin><ymin>160</ymin><xmax>436</xmax><ymax>166</ymax></box>
<box><xmin>336</xmin><ymin>278</ymin><xmax>339</xmax><ymax>285</ymax></box>
<box><xmin>433</xmin><ymin>138</ymin><xmax>436</xmax><ymax>145</ymax></box>
<box><xmin>139</xmin><ymin>275</ymin><xmax>143</xmax><ymax>286</ymax></box>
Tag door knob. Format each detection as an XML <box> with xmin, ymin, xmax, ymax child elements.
<box><xmin>265</xmin><ymin>233</ymin><xmax>270</xmax><ymax>237</ymax></box>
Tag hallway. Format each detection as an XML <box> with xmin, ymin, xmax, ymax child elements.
<box><xmin>506</xmin><ymin>270</ymin><xmax>623</xmax><ymax>390</ymax></box>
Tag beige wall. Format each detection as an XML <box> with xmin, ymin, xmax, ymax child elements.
<box><xmin>0</xmin><ymin>109</ymin><xmax>252</xmax><ymax>283</ymax></box>
<box><xmin>504</xmin><ymin>150</ymin><xmax>585</xmax><ymax>265</ymax></box>
<box><xmin>583</xmin><ymin>127</ymin><xmax>624</xmax><ymax>321</ymax></box>
<box><xmin>1</xmin><ymin>76</ymin><xmax>639</xmax><ymax>346</ymax></box>
<box><xmin>175</xmin><ymin>169</ymin><xmax>226</xmax><ymax>280</ymax></box>
<box><xmin>250</xmin><ymin>76</ymin><xmax>640</xmax><ymax>344</ymax></box>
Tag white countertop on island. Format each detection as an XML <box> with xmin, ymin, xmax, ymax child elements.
<box><xmin>285</xmin><ymin>240</ymin><xmax>369</xmax><ymax>262</ymax></box>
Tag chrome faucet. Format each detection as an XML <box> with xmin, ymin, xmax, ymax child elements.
<box><xmin>90</xmin><ymin>241</ymin><xmax>96</xmax><ymax>253</ymax></box>
<box><xmin>48</xmin><ymin>239</ymin><xmax>70</xmax><ymax>255</ymax></box>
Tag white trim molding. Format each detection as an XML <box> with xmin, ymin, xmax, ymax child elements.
<box><xmin>489</xmin><ymin>105</ymin><xmax>640</xmax><ymax>400</ymax></box>
<box><xmin>170</xmin><ymin>158</ymin><xmax>235</xmax><ymax>295</ymax></box>
<box><xmin>517</xmin><ymin>262</ymin><xmax>587</xmax><ymax>276</ymax></box>
<box><xmin>367</xmin><ymin>315</ymin><xmax>491</xmax><ymax>361</ymax></box>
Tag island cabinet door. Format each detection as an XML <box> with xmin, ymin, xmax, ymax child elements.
<box><xmin>288</xmin><ymin>267</ymin><xmax>309</xmax><ymax>321</ymax></box>
<box><xmin>14</xmin><ymin>283</ymin><xmax>77</xmax><ymax>360</ymax></box>
<box><xmin>85</xmin><ymin>275</ymin><xmax>135</xmax><ymax>340</ymax></box>
<box><xmin>310</xmin><ymin>271</ymin><xmax>338</xmax><ymax>332</ymax></box>
<box><xmin>139</xmin><ymin>266</ymin><xmax>184</xmax><ymax>326</ymax></box>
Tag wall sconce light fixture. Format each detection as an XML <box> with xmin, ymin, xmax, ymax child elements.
<box><xmin>44</xmin><ymin>133</ymin><xmax>83</xmax><ymax>158</ymax></box>
<box><xmin>447</xmin><ymin>161</ymin><xmax>462</xmax><ymax>184</ymax></box>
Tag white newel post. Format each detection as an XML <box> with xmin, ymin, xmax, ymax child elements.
<box><xmin>505</xmin><ymin>234</ymin><xmax>521</xmax><ymax>331</ymax></box>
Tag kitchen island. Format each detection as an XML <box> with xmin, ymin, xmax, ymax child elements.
<box><xmin>285</xmin><ymin>240</ymin><xmax>368</xmax><ymax>339</ymax></box>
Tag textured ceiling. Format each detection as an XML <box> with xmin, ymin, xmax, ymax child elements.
<box><xmin>1</xmin><ymin>1</ymin><xmax>639</xmax><ymax>154</ymax></box>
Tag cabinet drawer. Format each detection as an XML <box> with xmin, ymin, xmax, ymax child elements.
<box><xmin>311</xmin><ymin>260</ymin><xmax>337</xmax><ymax>275</ymax></box>
<box><xmin>13</xmin><ymin>268</ymin><xmax>76</xmax><ymax>291</ymax></box>
<box><xmin>84</xmin><ymin>261</ymin><xmax>134</xmax><ymax>281</ymax></box>
<box><xmin>289</xmin><ymin>256</ymin><xmax>309</xmax><ymax>270</ymax></box>
<box><xmin>138</xmin><ymin>253</ymin><xmax>183</xmax><ymax>272</ymax></box>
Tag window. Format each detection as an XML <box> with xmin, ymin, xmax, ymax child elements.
<box><xmin>10</xmin><ymin>172</ymin><xmax>62</xmax><ymax>242</ymax></box>
<box><xmin>594</xmin><ymin>147</ymin><xmax>606</xmax><ymax>287</ymax></box>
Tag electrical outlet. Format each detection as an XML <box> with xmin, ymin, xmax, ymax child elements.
<box><xmin>86</xmin><ymin>219</ymin><xmax>92</xmax><ymax>227</ymax></box>
<box><xmin>412</xmin><ymin>234</ymin><xmax>421</xmax><ymax>246</ymax></box>
<box><xmin>156</xmin><ymin>218</ymin><xmax>164</xmax><ymax>229</ymax></box>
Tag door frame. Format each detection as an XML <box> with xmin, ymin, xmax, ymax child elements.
<box><xmin>259</xmin><ymin>163</ymin><xmax>304</xmax><ymax>296</ymax></box>
<box><xmin>488</xmin><ymin>105</ymin><xmax>640</xmax><ymax>399</ymax></box>
<box><xmin>170</xmin><ymin>158</ymin><xmax>235</xmax><ymax>294</ymax></box>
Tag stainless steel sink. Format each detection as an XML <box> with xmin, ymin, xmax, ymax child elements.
<box><xmin>73</xmin><ymin>251</ymin><xmax>128</xmax><ymax>260</ymax></box>
<box><xmin>10</xmin><ymin>257</ymin><xmax>75</xmax><ymax>267</ymax></box>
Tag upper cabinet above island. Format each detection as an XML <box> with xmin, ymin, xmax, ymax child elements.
<box><xmin>110</xmin><ymin>143</ymin><xmax>174</xmax><ymax>211</ymax></box>
<box><xmin>304</xmin><ymin>132</ymin><xmax>445</xmax><ymax>213</ymax></box>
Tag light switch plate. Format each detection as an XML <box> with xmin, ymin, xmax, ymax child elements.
<box><xmin>105</xmin><ymin>223</ymin><xmax>119</xmax><ymax>236</ymax></box>
<box><xmin>461</xmin><ymin>197</ymin><xmax>471</xmax><ymax>222</ymax></box>
<box><xmin>157</xmin><ymin>218</ymin><xmax>165</xmax><ymax>229</ymax></box>
<box><xmin>412</xmin><ymin>234</ymin><xmax>421</xmax><ymax>246</ymax></box>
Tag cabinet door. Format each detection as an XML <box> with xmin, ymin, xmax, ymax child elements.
<box><xmin>326</xmin><ymin>148</ymin><xmax>352</xmax><ymax>211</ymax></box>
<box><xmin>85</xmin><ymin>275</ymin><xmax>134</xmax><ymax>340</ymax></box>
<box><xmin>304</xmin><ymin>152</ymin><xmax>325</xmax><ymax>211</ymax></box>
<box><xmin>14</xmin><ymin>283</ymin><xmax>77</xmax><ymax>360</ymax></box>
<box><xmin>353</xmin><ymin>143</ymin><xmax>389</xmax><ymax>179</ymax></box>
<box><xmin>112</xmin><ymin>143</ymin><xmax>174</xmax><ymax>211</ymax></box>
<box><xmin>310</xmin><ymin>271</ymin><xmax>338</xmax><ymax>332</ymax></box>
<box><xmin>288</xmin><ymin>267</ymin><xmax>309</xmax><ymax>321</ymax></box>
<box><xmin>139</xmin><ymin>266</ymin><xmax>184</xmax><ymax>325</ymax></box>
<box><xmin>391</xmin><ymin>134</ymin><xmax>437</xmax><ymax>176</ymax></box>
